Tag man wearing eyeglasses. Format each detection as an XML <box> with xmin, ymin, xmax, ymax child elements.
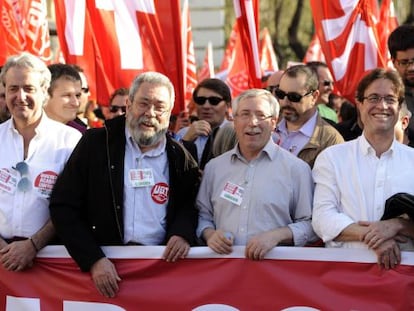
<box><xmin>307</xmin><ymin>61</ymin><xmax>338</xmax><ymax>124</ymax></box>
<box><xmin>50</xmin><ymin>72</ymin><xmax>200</xmax><ymax>298</ymax></box>
<box><xmin>0</xmin><ymin>53</ymin><xmax>81</xmax><ymax>272</ymax></box>
<box><xmin>388</xmin><ymin>24</ymin><xmax>414</xmax><ymax>144</ymax></box>
<box><xmin>312</xmin><ymin>68</ymin><xmax>414</xmax><ymax>271</ymax></box>
<box><xmin>197</xmin><ymin>89</ymin><xmax>316</xmax><ymax>260</ymax></box>
<box><xmin>107</xmin><ymin>87</ymin><xmax>128</xmax><ymax>119</ymax></box>
<box><xmin>273</xmin><ymin>65</ymin><xmax>343</xmax><ymax>168</ymax></box>
<box><xmin>176</xmin><ymin>78</ymin><xmax>232</xmax><ymax>170</ymax></box>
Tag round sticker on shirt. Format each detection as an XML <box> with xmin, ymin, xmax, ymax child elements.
<box><xmin>151</xmin><ymin>182</ymin><xmax>169</xmax><ymax>204</ymax></box>
<box><xmin>34</xmin><ymin>170</ymin><xmax>58</xmax><ymax>198</ymax></box>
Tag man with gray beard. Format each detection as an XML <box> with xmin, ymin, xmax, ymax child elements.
<box><xmin>49</xmin><ymin>72</ymin><xmax>200</xmax><ymax>298</ymax></box>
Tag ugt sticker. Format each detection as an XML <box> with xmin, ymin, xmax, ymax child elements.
<box><xmin>151</xmin><ymin>182</ymin><xmax>169</xmax><ymax>204</ymax></box>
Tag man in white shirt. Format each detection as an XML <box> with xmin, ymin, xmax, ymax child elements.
<box><xmin>0</xmin><ymin>53</ymin><xmax>81</xmax><ymax>272</ymax></box>
<box><xmin>197</xmin><ymin>89</ymin><xmax>315</xmax><ymax>260</ymax></box>
<box><xmin>312</xmin><ymin>68</ymin><xmax>414</xmax><ymax>270</ymax></box>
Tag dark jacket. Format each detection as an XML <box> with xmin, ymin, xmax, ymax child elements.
<box><xmin>50</xmin><ymin>116</ymin><xmax>200</xmax><ymax>271</ymax></box>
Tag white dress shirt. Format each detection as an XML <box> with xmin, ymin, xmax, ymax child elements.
<box><xmin>0</xmin><ymin>114</ymin><xmax>81</xmax><ymax>239</ymax></box>
<box><xmin>312</xmin><ymin>134</ymin><xmax>414</xmax><ymax>249</ymax></box>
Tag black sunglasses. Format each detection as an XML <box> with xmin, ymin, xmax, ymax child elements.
<box><xmin>274</xmin><ymin>88</ymin><xmax>314</xmax><ymax>103</ymax></box>
<box><xmin>194</xmin><ymin>96</ymin><xmax>224</xmax><ymax>106</ymax></box>
<box><xmin>81</xmin><ymin>87</ymin><xmax>89</xmax><ymax>93</ymax></box>
<box><xmin>322</xmin><ymin>80</ymin><xmax>334</xmax><ymax>87</ymax></box>
<box><xmin>110</xmin><ymin>105</ymin><xmax>126</xmax><ymax>113</ymax></box>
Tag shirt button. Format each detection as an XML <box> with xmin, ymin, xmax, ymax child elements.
<box><xmin>116</xmin><ymin>205</ymin><xmax>121</xmax><ymax>210</ymax></box>
<box><xmin>111</xmin><ymin>165</ymin><xmax>115</xmax><ymax>169</ymax></box>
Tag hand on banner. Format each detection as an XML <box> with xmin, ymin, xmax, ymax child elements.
<box><xmin>182</xmin><ymin>120</ymin><xmax>212</xmax><ymax>141</ymax></box>
<box><xmin>372</xmin><ymin>238</ymin><xmax>401</xmax><ymax>270</ymax></box>
<box><xmin>203</xmin><ymin>228</ymin><xmax>233</xmax><ymax>254</ymax></box>
<box><xmin>0</xmin><ymin>240</ymin><xmax>36</xmax><ymax>271</ymax></box>
<box><xmin>162</xmin><ymin>235</ymin><xmax>190</xmax><ymax>262</ymax></box>
<box><xmin>90</xmin><ymin>257</ymin><xmax>121</xmax><ymax>298</ymax></box>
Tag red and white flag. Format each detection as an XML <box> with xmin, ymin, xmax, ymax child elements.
<box><xmin>259</xmin><ymin>27</ymin><xmax>279</xmax><ymax>73</ymax></box>
<box><xmin>0</xmin><ymin>0</ymin><xmax>52</xmax><ymax>64</ymax></box>
<box><xmin>54</xmin><ymin>0</ymin><xmax>185</xmax><ymax>113</ymax></box>
<box><xmin>310</xmin><ymin>0</ymin><xmax>387</xmax><ymax>103</ymax></box>
<box><xmin>182</xmin><ymin>0</ymin><xmax>197</xmax><ymax>106</ymax></box>
<box><xmin>303</xmin><ymin>33</ymin><xmax>326</xmax><ymax>63</ymax></box>
<box><xmin>226</xmin><ymin>0</ymin><xmax>261</xmax><ymax>97</ymax></box>
<box><xmin>198</xmin><ymin>42</ymin><xmax>215</xmax><ymax>82</ymax></box>
<box><xmin>378</xmin><ymin>0</ymin><xmax>398</xmax><ymax>69</ymax></box>
<box><xmin>219</xmin><ymin>22</ymin><xmax>238</xmax><ymax>72</ymax></box>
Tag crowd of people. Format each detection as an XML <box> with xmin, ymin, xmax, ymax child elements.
<box><xmin>1</xmin><ymin>24</ymin><xmax>414</xmax><ymax>298</ymax></box>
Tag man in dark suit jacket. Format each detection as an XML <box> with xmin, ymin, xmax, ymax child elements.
<box><xmin>49</xmin><ymin>72</ymin><xmax>200</xmax><ymax>298</ymax></box>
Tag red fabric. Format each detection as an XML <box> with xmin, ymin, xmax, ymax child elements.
<box><xmin>259</xmin><ymin>27</ymin><xmax>279</xmax><ymax>73</ymax></box>
<box><xmin>303</xmin><ymin>33</ymin><xmax>326</xmax><ymax>63</ymax></box>
<box><xmin>182</xmin><ymin>0</ymin><xmax>198</xmax><ymax>107</ymax></box>
<box><xmin>198</xmin><ymin>42</ymin><xmax>215</xmax><ymax>82</ymax></box>
<box><xmin>219</xmin><ymin>22</ymin><xmax>238</xmax><ymax>72</ymax></box>
<box><xmin>310</xmin><ymin>0</ymin><xmax>387</xmax><ymax>103</ymax></box>
<box><xmin>0</xmin><ymin>0</ymin><xmax>51</xmax><ymax>64</ymax></box>
<box><xmin>1</xmin><ymin>247</ymin><xmax>414</xmax><ymax>310</ymax></box>
<box><xmin>54</xmin><ymin>0</ymin><xmax>184</xmax><ymax>114</ymax></box>
<box><xmin>226</xmin><ymin>0</ymin><xmax>261</xmax><ymax>97</ymax></box>
<box><xmin>378</xmin><ymin>0</ymin><xmax>399</xmax><ymax>69</ymax></box>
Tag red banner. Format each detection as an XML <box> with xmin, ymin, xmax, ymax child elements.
<box><xmin>1</xmin><ymin>246</ymin><xmax>414</xmax><ymax>310</ymax></box>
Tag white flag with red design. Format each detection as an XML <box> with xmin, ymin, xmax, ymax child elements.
<box><xmin>198</xmin><ymin>42</ymin><xmax>215</xmax><ymax>82</ymax></box>
<box><xmin>303</xmin><ymin>33</ymin><xmax>326</xmax><ymax>63</ymax></box>
<box><xmin>182</xmin><ymin>0</ymin><xmax>197</xmax><ymax>106</ymax></box>
<box><xmin>310</xmin><ymin>0</ymin><xmax>386</xmax><ymax>102</ymax></box>
<box><xmin>259</xmin><ymin>27</ymin><xmax>279</xmax><ymax>73</ymax></box>
<box><xmin>219</xmin><ymin>22</ymin><xmax>238</xmax><ymax>72</ymax></box>
<box><xmin>226</xmin><ymin>0</ymin><xmax>261</xmax><ymax>97</ymax></box>
<box><xmin>54</xmin><ymin>0</ymin><xmax>185</xmax><ymax>113</ymax></box>
<box><xmin>0</xmin><ymin>0</ymin><xmax>51</xmax><ymax>64</ymax></box>
<box><xmin>378</xmin><ymin>0</ymin><xmax>398</xmax><ymax>69</ymax></box>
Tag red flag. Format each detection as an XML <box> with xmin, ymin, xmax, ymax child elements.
<box><xmin>259</xmin><ymin>27</ymin><xmax>279</xmax><ymax>73</ymax></box>
<box><xmin>54</xmin><ymin>0</ymin><xmax>185</xmax><ymax>114</ymax></box>
<box><xmin>303</xmin><ymin>33</ymin><xmax>326</xmax><ymax>63</ymax></box>
<box><xmin>378</xmin><ymin>0</ymin><xmax>399</xmax><ymax>69</ymax></box>
<box><xmin>182</xmin><ymin>0</ymin><xmax>197</xmax><ymax>106</ymax></box>
<box><xmin>227</xmin><ymin>0</ymin><xmax>261</xmax><ymax>97</ymax></box>
<box><xmin>310</xmin><ymin>0</ymin><xmax>386</xmax><ymax>103</ymax></box>
<box><xmin>220</xmin><ymin>22</ymin><xmax>238</xmax><ymax>72</ymax></box>
<box><xmin>198</xmin><ymin>42</ymin><xmax>215</xmax><ymax>82</ymax></box>
<box><xmin>0</xmin><ymin>0</ymin><xmax>51</xmax><ymax>64</ymax></box>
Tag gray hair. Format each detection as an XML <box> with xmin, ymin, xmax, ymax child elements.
<box><xmin>129</xmin><ymin>71</ymin><xmax>175</xmax><ymax>109</ymax></box>
<box><xmin>1</xmin><ymin>52</ymin><xmax>51</xmax><ymax>89</ymax></box>
<box><xmin>232</xmin><ymin>88</ymin><xmax>280</xmax><ymax>117</ymax></box>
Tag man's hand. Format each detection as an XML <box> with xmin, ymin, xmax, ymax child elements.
<box><xmin>0</xmin><ymin>240</ymin><xmax>36</xmax><ymax>271</ymax></box>
<box><xmin>163</xmin><ymin>235</ymin><xmax>190</xmax><ymax>262</ymax></box>
<box><xmin>372</xmin><ymin>238</ymin><xmax>401</xmax><ymax>270</ymax></box>
<box><xmin>359</xmin><ymin>219</ymin><xmax>403</xmax><ymax>249</ymax></box>
<box><xmin>204</xmin><ymin>229</ymin><xmax>233</xmax><ymax>254</ymax></box>
<box><xmin>245</xmin><ymin>231</ymin><xmax>279</xmax><ymax>260</ymax></box>
<box><xmin>182</xmin><ymin>120</ymin><xmax>211</xmax><ymax>141</ymax></box>
<box><xmin>90</xmin><ymin>257</ymin><xmax>121</xmax><ymax>298</ymax></box>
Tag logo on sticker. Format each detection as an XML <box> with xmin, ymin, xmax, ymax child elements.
<box><xmin>151</xmin><ymin>182</ymin><xmax>169</xmax><ymax>204</ymax></box>
<box><xmin>34</xmin><ymin>171</ymin><xmax>58</xmax><ymax>197</ymax></box>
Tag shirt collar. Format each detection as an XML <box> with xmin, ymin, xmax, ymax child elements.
<box><xmin>277</xmin><ymin>111</ymin><xmax>318</xmax><ymax>138</ymax></box>
<box><xmin>230</xmin><ymin>138</ymin><xmax>276</xmax><ymax>162</ymax></box>
<box><xmin>359</xmin><ymin>133</ymin><xmax>396</xmax><ymax>156</ymax></box>
<box><xmin>9</xmin><ymin>112</ymin><xmax>49</xmax><ymax>136</ymax></box>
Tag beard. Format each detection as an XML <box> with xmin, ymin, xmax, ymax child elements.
<box><xmin>280</xmin><ymin>106</ymin><xmax>299</xmax><ymax>122</ymax></box>
<box><xmin>126</xmin><ymin>113</ymin><xmax>168</xmax><ymax>148</ymax></box>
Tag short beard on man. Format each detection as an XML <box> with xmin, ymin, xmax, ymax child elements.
<box><xmin>126</xmin><ymin>114</ymin><xmax>168</xmax><ymax>148</ymax></box>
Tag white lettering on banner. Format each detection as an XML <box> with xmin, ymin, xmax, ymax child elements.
<box><xmin>26</xmin><ymin>0</ymin><xmax>50</xmax><ymax>54</ymax></box>
<box><xmin>95</xmin><ymin>0</ymin><xmax>155</xmax><ymax>70</ymax></box>
<box><xmin>6</xmin><ymin>296</ymin><xmax>40</xmax><ymax>311</ymax></box>
<box><xmin>321</xmin><ymin>0</ymin><xmax>378</xmax><ymax>80</ymax></box>
<box><xmin>64</xmin><ymin>0</ymin><xmax>86</xmax><ymax>55</ymax></box>
<box><xmin>63</xmin><ymin>301</ymin><xmax>126</xmax><ymax>311</ymax></box>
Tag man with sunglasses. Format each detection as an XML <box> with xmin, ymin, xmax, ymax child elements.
<box><xmin>307</xmin><ymin>61</ymin><xmax>338</xmax><ymax>124</ymax></box>
<box><xmin>50</xmin><ymin>72</ymin><xmax>200</xmax><ymax>298</ymax></box>
<box><xmin>273</xmin><ymin>65</ymin><xmax>343</xmax><ymax>168</ymax></box>
<box><xmin>107</xmin><ymin>87</ymin><xmax>128</xmax><ymax>119</ymax></box>
<box><xmin>0</xmin><ymin>53</ymin><xmax>81</xmax><ymax>272</ymax></box>
<box><xmin>312</xmin><ymin>68</ymin><xmax>414</xmax><ymax>270</ymax></box>
<box><xmin>388</xmin><ymin>24</ymin><xmax>414</xmax><ymax>144</ymax></box>
<box><xmin>177</xmin><ymin>78</ymin><xmax>231</xmax><ymax>170</ymax></box>
<box><xmin>197</xmin><ymin>89</ymin><xmax>315</xmax><ymax>260</ymax></box>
